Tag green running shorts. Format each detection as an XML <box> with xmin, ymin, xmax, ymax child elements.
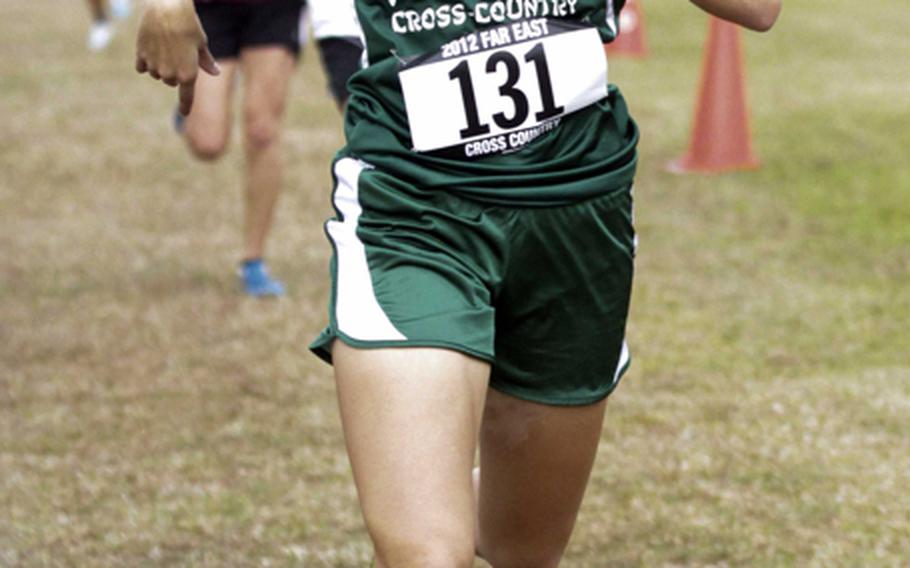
<box><xmin>310</xmin><ymin>156</ymin><xmax>636</xmax><ymax>405</ymax></box>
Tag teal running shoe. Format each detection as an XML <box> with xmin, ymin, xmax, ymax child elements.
<box><xmin>240</xmin><ymin>259</ymin><xmax>285</xmax><ymax>297</ymax></box>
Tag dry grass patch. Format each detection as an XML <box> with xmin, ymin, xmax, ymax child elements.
<box><xmin>2</xmin><ymin>0</ymin><xmax>909</xmax><ymax>566</ymax></box>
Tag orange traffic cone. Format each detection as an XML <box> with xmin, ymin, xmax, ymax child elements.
<box><xmin>667</xmin><ymin>17</ymin><xmax>759</xmax><ymax>173</ymax></box>
<box><xmin>608</xmin><ymin>0</ymin><xmax>647</xmax><ymax>58</ymax></box>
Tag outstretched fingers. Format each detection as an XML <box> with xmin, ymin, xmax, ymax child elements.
<box><xmin>134</xmin><ymin>0</ymin><xmax>220</xmax><ymax>115</ymax></box>
<box><xmin>178</xmin><ymin>81</ymin><xmax>195</xmax><ymax>116</ymax></box>
<box><xmin>197</xmin><ymin>44</ymin><xmax>219</xmax><ymax>76</ymax></box>
<box><xmin>174</xmin><ymin>45</ymin><xmax>220</xmax><ymax>115</ymax></box>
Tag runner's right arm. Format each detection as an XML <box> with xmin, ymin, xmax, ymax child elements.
<box><xmin>135</xmin><ymin>0</ymin><xmax>220</xmax><ymax>115</ymax></box>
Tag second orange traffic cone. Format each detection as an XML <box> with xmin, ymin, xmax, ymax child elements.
<box><xmin>667</xmin><ymin>17</ymin><xmax>759</xmax><ymax>173</ymax></box>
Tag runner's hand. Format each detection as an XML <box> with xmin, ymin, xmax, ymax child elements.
<box><xmin>689</xmin><ymin>0</ymin><xmax>781</xmax><ymax>31</ymax></box>
<box><xmin>135</xmin><ymin>0</ymin><xmax>220</xmax><ymax>116</ymax></box>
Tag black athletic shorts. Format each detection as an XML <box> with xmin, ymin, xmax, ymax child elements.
<box><xmin>195</xmin><ymin>0</ymin><xmax>306</xmax><ymax>59</ymax></box>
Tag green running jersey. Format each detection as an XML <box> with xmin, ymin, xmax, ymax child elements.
<box><xmin>344</xmin><ymin>0</ymin><xmax>639</xmax><ymax>205</ymax></box>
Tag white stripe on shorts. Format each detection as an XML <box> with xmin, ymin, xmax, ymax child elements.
<box><xmin>326</xmin><ymin>158</ymin><xmax>407</xmax><ymax>342</ymax></box>
<box><xmin>614</xmin><ymin>340</ymin><xmax>630</xmax><ymax>383</ymax></box>
<box><xmin>604</xmin><ymin>0</ymin><xmax>618</xmax><ymax>36</ymax></box>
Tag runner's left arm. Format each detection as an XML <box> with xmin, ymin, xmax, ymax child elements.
<box><xmin>689</xmin><ymin>0</ymin><xmax>782</xmax><ymax>31</ymax></box>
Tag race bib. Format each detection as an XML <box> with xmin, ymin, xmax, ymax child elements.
<box><xmin>399</xmin><ymin>18</ymin><xmax>608</xmax><ymax>159</ymax></box>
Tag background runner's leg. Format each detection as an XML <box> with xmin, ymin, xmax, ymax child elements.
<box><xmin>183</xmin><ymin>60</ymin><xmax>238</xmax><ymax>160</ymax></box>
<box><xmin>238</xmin><ymin>46</ymin><xmax>294</xmax><ymax>262</ymax></box>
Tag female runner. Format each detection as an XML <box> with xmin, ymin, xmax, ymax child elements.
<box><xmin>136</xmin><ymin>1</ymin><xmax>781</xmax><ymax>565</ymax></box>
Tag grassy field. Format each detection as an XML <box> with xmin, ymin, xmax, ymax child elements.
<box><xmin>1</xmin><ymin>0</ymin><xmax>909</xmax><ymax>566</ymax></box>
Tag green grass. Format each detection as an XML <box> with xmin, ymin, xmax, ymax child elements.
<box><xmin>2</xmin><ymin>0</ymin><xmax>909</xmax><ymax>566</ymax></box>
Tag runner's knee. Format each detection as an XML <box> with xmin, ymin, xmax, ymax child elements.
<box><xmin>185</xmin><ymin>128</ymin><xmax>229</xmax><ymax>161</ymax></box>
<box><xmin>480</xmin><ymin>544</ymin><xmax>563</xmax><ymax>568</ymax></box>
<box><xmin>372</xmin><ymin>533</ymin><xmax>475</xmax><ymax>568</ymax></box>
<box><xmin>243</xmin><ymin>107</ymin><xmax>283</xmax><ymax>151</ymax></box>
<box><xmin>368</xmin><ymin>516</ymin><xmax>475</xmax><ymax>568</ymax></box>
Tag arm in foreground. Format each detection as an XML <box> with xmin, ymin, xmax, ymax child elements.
<box><xmin>135</xmin><ymin>0</ymin><xmax>220</xmax><ymax>115</ymax></box>
<box><xmin>689</xmin><ymin>0</ymin><xmax>782</xmax><ymax>31</ymax></box>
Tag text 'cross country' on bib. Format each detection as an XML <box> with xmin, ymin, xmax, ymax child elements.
<box><xmin>399</xmin><ymin>18</ymin><xmax>608</xmax><ymax>160</ymax></box>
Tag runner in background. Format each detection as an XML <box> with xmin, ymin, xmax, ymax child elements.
<box><xmin>308</xmin><ymin>0</ymin><xmax>362</xmax><ymax>108</ymax></box>
<box><xmin>85</xmin><ymin>0</ymin><xmax>131</xmax><ymax>52</ymax></box>
<box><xmin>170</xmin><ymin>0</ymin><xmax>361</xmax><ymax>297</ymax></box>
